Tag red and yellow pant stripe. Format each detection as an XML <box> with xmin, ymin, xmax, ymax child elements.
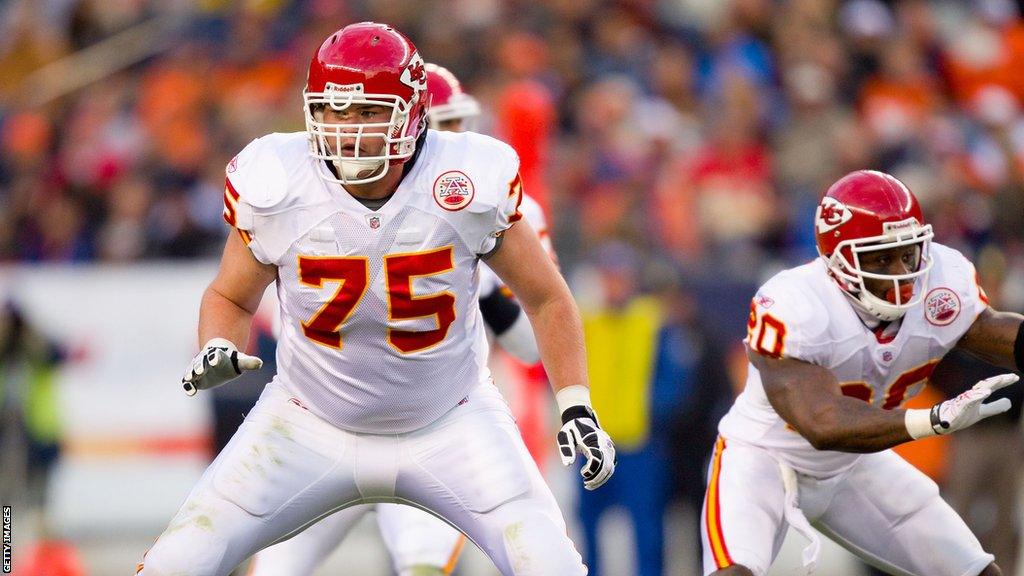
<box><xmin>442</xmin><ymin>534</ymin><xmax>467</xmax><ymax>574</ymax></box>
<box><xmin>705</xmin><ymin>436</ymin><xmax>734</xmax><ymax>569</ymax></box>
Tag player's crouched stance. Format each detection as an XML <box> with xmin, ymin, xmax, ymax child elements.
<box><xmin>702</xmin><ymin>171</ymin><xmax>1020</xmax><ymax>576</ymax></box>
<box><xmin>135</xmin><ymin>22</ymin><xmax>613</xmax><ymax>576</ymax></box>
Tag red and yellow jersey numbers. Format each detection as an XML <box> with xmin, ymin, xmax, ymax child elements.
<box><xmin>747</xmin><ymin>299</ymin><xmax>787</xmax><ymax>359</ymax></box>
<box><xmin>297</xmin><ymin>246</ymin><xmax>457</xmax><ymax>354</ymax></box>
<box><xmin>840</xmin><ymin>359</ymin><xmax>939</xmax><ymax>410</ymax></box>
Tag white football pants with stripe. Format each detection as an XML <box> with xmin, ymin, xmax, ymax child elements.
<box><xmin>701</xmin><ymin>436</ymin><xmax>993</xmax><ymax>576</ymax></box>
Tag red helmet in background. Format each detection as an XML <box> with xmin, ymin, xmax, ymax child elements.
<box><xmin>425</xmin><ymin>63</ymin><xmax>480</xmax><ymax>131</ymax></box>
<box><xmin>815</xmin><ymin>170</ymin><xmax>934</xmax><ymax>321</ymax></box>
<box><xmin>304</xmin><ymin>22</ymin><xmax>428</xmax><ymax>185</ymax></box>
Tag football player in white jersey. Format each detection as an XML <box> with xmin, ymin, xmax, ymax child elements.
<box><xmin>246</xmin><ymin>62</ymin><xmax>553</xmax><ymax>576</ymax></box>
<box><xmin>134</xmin><ymin>22</ymin><xmax>615</xmax><ymax>576</ymax></box>
<box><xmin>702</xmin><ymin>170</ymin><xmax>1022</xmax><ymax>576</ymax></box>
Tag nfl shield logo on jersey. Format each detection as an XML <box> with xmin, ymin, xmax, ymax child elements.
<box><xmin>433</xmin><ymin>170</ymin><xmax>475</xmax><ymax>211</ymax></box>
<box><xmin>924</xmin><ymin>287</ymin><xmax>961</xmax><ymax>326</ymax></box>
<box><xmin>367</xmin><ymin>215</ymin><xmax>381</xmax><ymax>229</ymax></box>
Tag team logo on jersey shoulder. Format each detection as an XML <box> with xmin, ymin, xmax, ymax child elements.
<box><xmin>227</xmin><ymin>155</ymin><xmax>238</xmax><ymax>173</ymax></box>
<box><xmin>433</xmin><ymin>170</ymin><xmax>475</xmax><ymax>211</ymax></box>
<box><xmin>755</xmin><ymin>295</ymin><xmax>775</xmax><ymax>309</ymax></box>
<box><xmin>924</xmin><ymin>287</ymin><xmax>961</xmax><ymax>326</ymax></box>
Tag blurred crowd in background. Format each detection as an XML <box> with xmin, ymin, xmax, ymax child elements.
<box><xmin>3</xmin><ymin>0</ymin><xmax>1024</xmax><ymax>287</ymax></box>
<box><xmin>5</xmin><ymin>0</ymin><xmax>1024</xmax><ymax>574</ymax></box>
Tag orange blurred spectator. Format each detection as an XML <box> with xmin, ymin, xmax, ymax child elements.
<box><xmin>493</xmin><ymin>32</ymin><xmax>556</xmax><ymax>212</ymax></box>
<box><xmin>136</xmin><ymin>52</ymin><xmax>211</xmax><ymax>173</ymax></box>
<box><xmin>859</xmin><ymin>38</ymin><xmax>940</xmax><ymax>144</ymax></box>
<box><xmin>15</xmin><ymin>539</ymin><xmax>86</xmax><ymax>576</ymax></box>
<box><xmin>1</xmin><ymin>110</ymin><xmax>52</xmax><ymax>169</ymax></box>
<box><xmin>943</xmin><ymin>2</ymin><xmax>1024</xmax><ymax>106</ymax></box>
<box><xmin>654</xmin><ymin>75</ymin><xmax>775</xmax><ymax>263</ymax></box>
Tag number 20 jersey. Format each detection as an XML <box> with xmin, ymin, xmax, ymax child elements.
<box><xmin>223</xmin><ymin>130</ymin><xmax>524</xmax><ymax>434</ymax></box>
<box><xmin>718</xmin><ymin>243</ymin><xmax>988</xmax><ymax>477</ymax></box>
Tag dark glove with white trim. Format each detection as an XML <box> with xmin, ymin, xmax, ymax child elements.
<box><xmin>555</xmin><ymin>385</ymin><xmax>616</xmax><ymax>490</ymax></box>
<box><xmin>182</xmin><ymin>338</ymin><xmax>263</xmax><ymax>396</ymax></box>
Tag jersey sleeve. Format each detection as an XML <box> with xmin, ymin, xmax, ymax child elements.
<box><xmin>460</xmin><ymin>138</ymin><xmax>524</xmax><ymax>255</ymax></box>
<box><xmin>926</xmin><ymin>244</ymin><xmax>991</xmax><ymax>346</ymax></box>
<box><xmin>745</xmin><ymin>274</ymin><xmax>830</xmax><ymax>365</ymax></box>
<box><xmin>222</xmin><ymin>136</ymin><xmax>291</xmax><ymax>265</ymax></box>
<box><xmin>959</xmin><ymin>257</ymin><xmax>989</xmax><ymax>321</ymax></box>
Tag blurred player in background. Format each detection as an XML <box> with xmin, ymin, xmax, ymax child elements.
<box><xmin>703</xmin><ymin>170</ymin><xmax>1021</xmax><ymax>576</ymax></box>
<box><xmin>135</xmin><ymin>22</ymin><xmax>614</xmax><ymax>576</ymax></box>
<box><xmin>247</xmin><ymin>62</ymin><xmax>555</xmax><ymax>576</ymax></box>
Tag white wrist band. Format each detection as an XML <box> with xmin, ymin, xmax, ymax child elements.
<box><xmin>555</xmin><ymin>385</ymin><xmax>592</xmax><ymax>415</ymax></box>
<box><xmin>905</xmin><ymin>408</ymin><xmax>936</xmax><ymax>440</ymax></box>
<box><xmin>204</xmin><ymin>337</ymin><xmax>237</xmax><ymax>351</ymax></box>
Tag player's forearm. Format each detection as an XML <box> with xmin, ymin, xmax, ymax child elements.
<box><xmin>956</xmin><ymin>309</ymin><xmax>1024</xmax><ymax>371</ymax></box>
<box><xmin>522</xmin><ymin>292</ymin><xmax>588</xmax><ymax>393</ymax></box>
<box><xmin>794</xmin><ymin>398</ymin><xmax>913</xmax><ymax>453</ymax></box>
<box><xmin>198</xmin><ymin>285</ymin><xmax>256</xmax><ymax>349</ymax></box>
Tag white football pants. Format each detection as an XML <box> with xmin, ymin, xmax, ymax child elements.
<box><xmin>701</xmin><ymin>436</ymin><xmax>994</xmax><ymax>576</ymax></box>
<box><xmin>136</xmin><ymin>382</ymin><xmax>585</xmax><ymax>576</ymax></box>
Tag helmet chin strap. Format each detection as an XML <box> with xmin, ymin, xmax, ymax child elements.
<box><xmin>830</xmin><ymin>268</ymin><xmax>910</xmax><ymax>323</ymax></box>
<box><xmin>824</xmin><ymin>242</ymin><xmax>931</xmax><ymax>323</ymax></box>
<box><xmin>844</xmin><ymin>280</ymin><xmax>913</xmax><ymax>323</ymax></box>
<box><xmin>333</xmin><ymin>157</ymin><xmax>387</xmax><ymax>183</ymax></box>
<box><xmin>855</xmin><ymin>291</ymin><xmax>908</xmax><ymax>322</ymax></box>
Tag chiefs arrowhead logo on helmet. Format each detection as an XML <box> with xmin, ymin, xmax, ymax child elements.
<box><xmin>400</xmin><ymin>52</ymin><xmax>428</xmax><ymax>94</ymax></box>
<box><xmin>815</xmin><ymin>196</ymin><xmax>853</xmax><ymax>234</ymax></box>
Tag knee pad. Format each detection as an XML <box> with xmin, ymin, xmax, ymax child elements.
<box><xmin>500</xmin><ymin>512</ymin><xmax>586</xmax><ymax>576</ymax></box>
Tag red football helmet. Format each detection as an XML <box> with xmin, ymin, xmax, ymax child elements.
<box><xmin>304</xmin><ymin>22</ymin><xmax>428</xmax><ymax>185</ymax></box>
<box><xmin>815</xmin><ymin>170</ymin><xmax>934</xmax><ymax>321</ymax></box>
<box><xmin>425</xmin><ymin>63</ymin><xmax>480</xmax><ymax>131</ymax></box>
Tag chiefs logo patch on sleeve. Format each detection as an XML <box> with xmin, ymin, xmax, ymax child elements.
<box><xmin>433</xmin><ymin>170</ymin><xmax>475</xmax><ymax>211</ymax></box>
<box><xmin>924</xmin><ymin>287</ymin><xmax>961</xmax><ymax>326</ymax></box>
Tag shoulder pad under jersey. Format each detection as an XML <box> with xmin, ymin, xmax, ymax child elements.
<box><xmin>747</xmin><ymin>264</ymin><xmax>832</xmax><ymax>363</ymax></box>
<box><xmin>424</xmin><ymin>131</ymin><xmax>523</xmax><ymax>254</ymax></box>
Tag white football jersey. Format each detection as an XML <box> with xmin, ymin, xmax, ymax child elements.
<box><xmin>223</xmin><ymin>130</ymin><xmax>524</xmax><ymax>433</ymax></box>
<box><xmin>719</xmin><ymin>243</ymin><xmax>988</xmax><ymax>477</ymax></box>
<box><xmin>478</xmin><ymin>192</ymin><xmax>550</xmax><ymax>299</ymax></box>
